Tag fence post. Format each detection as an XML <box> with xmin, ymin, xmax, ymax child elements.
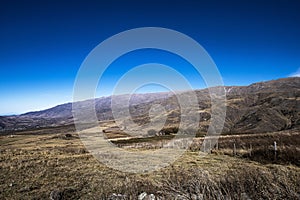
<box><xmin>233</xmin><ymin>143</ymin><xmax>236</xmax><ymax>156</ymax></box>
<box><xmin>274</xmin><ymin>141</ymin><xmax>277</xmax><ymax>161</ymax></box>
<box><xmin>202</xmin><ymin>140</ymin><xmax>207</xmax><ymax>152</ymax></box>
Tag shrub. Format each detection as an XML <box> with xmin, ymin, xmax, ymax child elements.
<box><xmin>147</xmin><ymin>129</ymin><xmax>157</xmax><ymax>136</ymax></box>
<box><xmin>162</xmin><ymin>126</ymin><xmax>179</xmax><ymax>134</ymax></box>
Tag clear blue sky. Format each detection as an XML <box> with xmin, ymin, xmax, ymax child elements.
<box><xmin>0</xmin><ymin>0</ymin><xmax>300</xmax><ymax>115</ymax></box>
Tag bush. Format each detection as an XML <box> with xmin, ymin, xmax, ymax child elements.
<box><xmin>161</xmin><ymin>127</ymin><xmax>179</xmax><ymax>135</ymax></box>
<box><xmin>147</xmin><ymin>129</ymin><xmax>157</xmax><ymax>136</ymax></box>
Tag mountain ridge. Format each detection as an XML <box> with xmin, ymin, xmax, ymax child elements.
<box><xmin>1</xmin><ymin>77</ymin><xmax>299</xmax><ymax>134</ymax></box>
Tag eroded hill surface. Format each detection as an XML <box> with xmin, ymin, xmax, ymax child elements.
<box><xmin>0</xmin><ymin>77</ymin><xmax>299</xmax><ymax>134</ymax></box>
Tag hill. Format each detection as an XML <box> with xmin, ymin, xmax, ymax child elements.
<box><xmin>0</xmin><ymin>77</ymin><xmax>299</xmax><ymax>134</ymax></box>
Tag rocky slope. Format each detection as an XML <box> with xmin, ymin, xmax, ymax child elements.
<box><xmin>0</xmin><ymin>77</ymin><xmax>299</xmax><ymax>134</ymax></box>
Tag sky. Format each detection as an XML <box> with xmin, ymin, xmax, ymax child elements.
<box><xmin>0</xmin><ymin>0</ymin><xmax>300</xmax><ymax>115</ymax></box>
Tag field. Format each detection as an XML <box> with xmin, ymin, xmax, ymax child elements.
<box><xmin>0</xmin><ymin>125</ymin><xmax>299</xmax><ymax>199</ymax></box>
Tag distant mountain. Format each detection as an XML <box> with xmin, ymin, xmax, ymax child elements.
<box><xmin>0</xmin><ymin>77</ymin><xmax>299</xmax><ymax>134</ymax></box>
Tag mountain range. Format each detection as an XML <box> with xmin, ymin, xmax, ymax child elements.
<box><xmin>0</xmin><ymin>77</ymin><xmax>299</xmax><ymax>134</ymax></box>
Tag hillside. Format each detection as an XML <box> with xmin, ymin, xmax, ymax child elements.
<box><xmin>0</xmin><ymin>77</ymin><xmax>299</xmax><ymax>134</ymax></box>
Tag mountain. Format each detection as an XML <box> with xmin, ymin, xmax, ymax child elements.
<box><xmin>0</xmin><ymin>77</ymin><xmax>299</xmax><ymax>134</ymax></box>
<box><xmin>223</xmin><ymin>77</ymin><xmax>300</xmax><ymax>133</ymax></box>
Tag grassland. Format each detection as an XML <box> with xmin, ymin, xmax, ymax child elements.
<box><xmin>0</xmin><ymin>126</ymin><xmax>299</xmax><ymax>199</ymax></box>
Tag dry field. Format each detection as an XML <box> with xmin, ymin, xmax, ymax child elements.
<box><xmin>0</xmin><ymin>126</ymin><xmax>299</xmax><ymax>199</ymax></box>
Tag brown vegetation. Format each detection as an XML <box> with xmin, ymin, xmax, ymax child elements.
<box><xmin>0</xmin><ymin>128</ymin><xmax>299</xmax><ymax>199</ymax></box>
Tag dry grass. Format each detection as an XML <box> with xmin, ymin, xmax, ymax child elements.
<box><xmin>0</xmin><ymin>129</ymin><xmax>299</xmax><ymax>199</ymax></box>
